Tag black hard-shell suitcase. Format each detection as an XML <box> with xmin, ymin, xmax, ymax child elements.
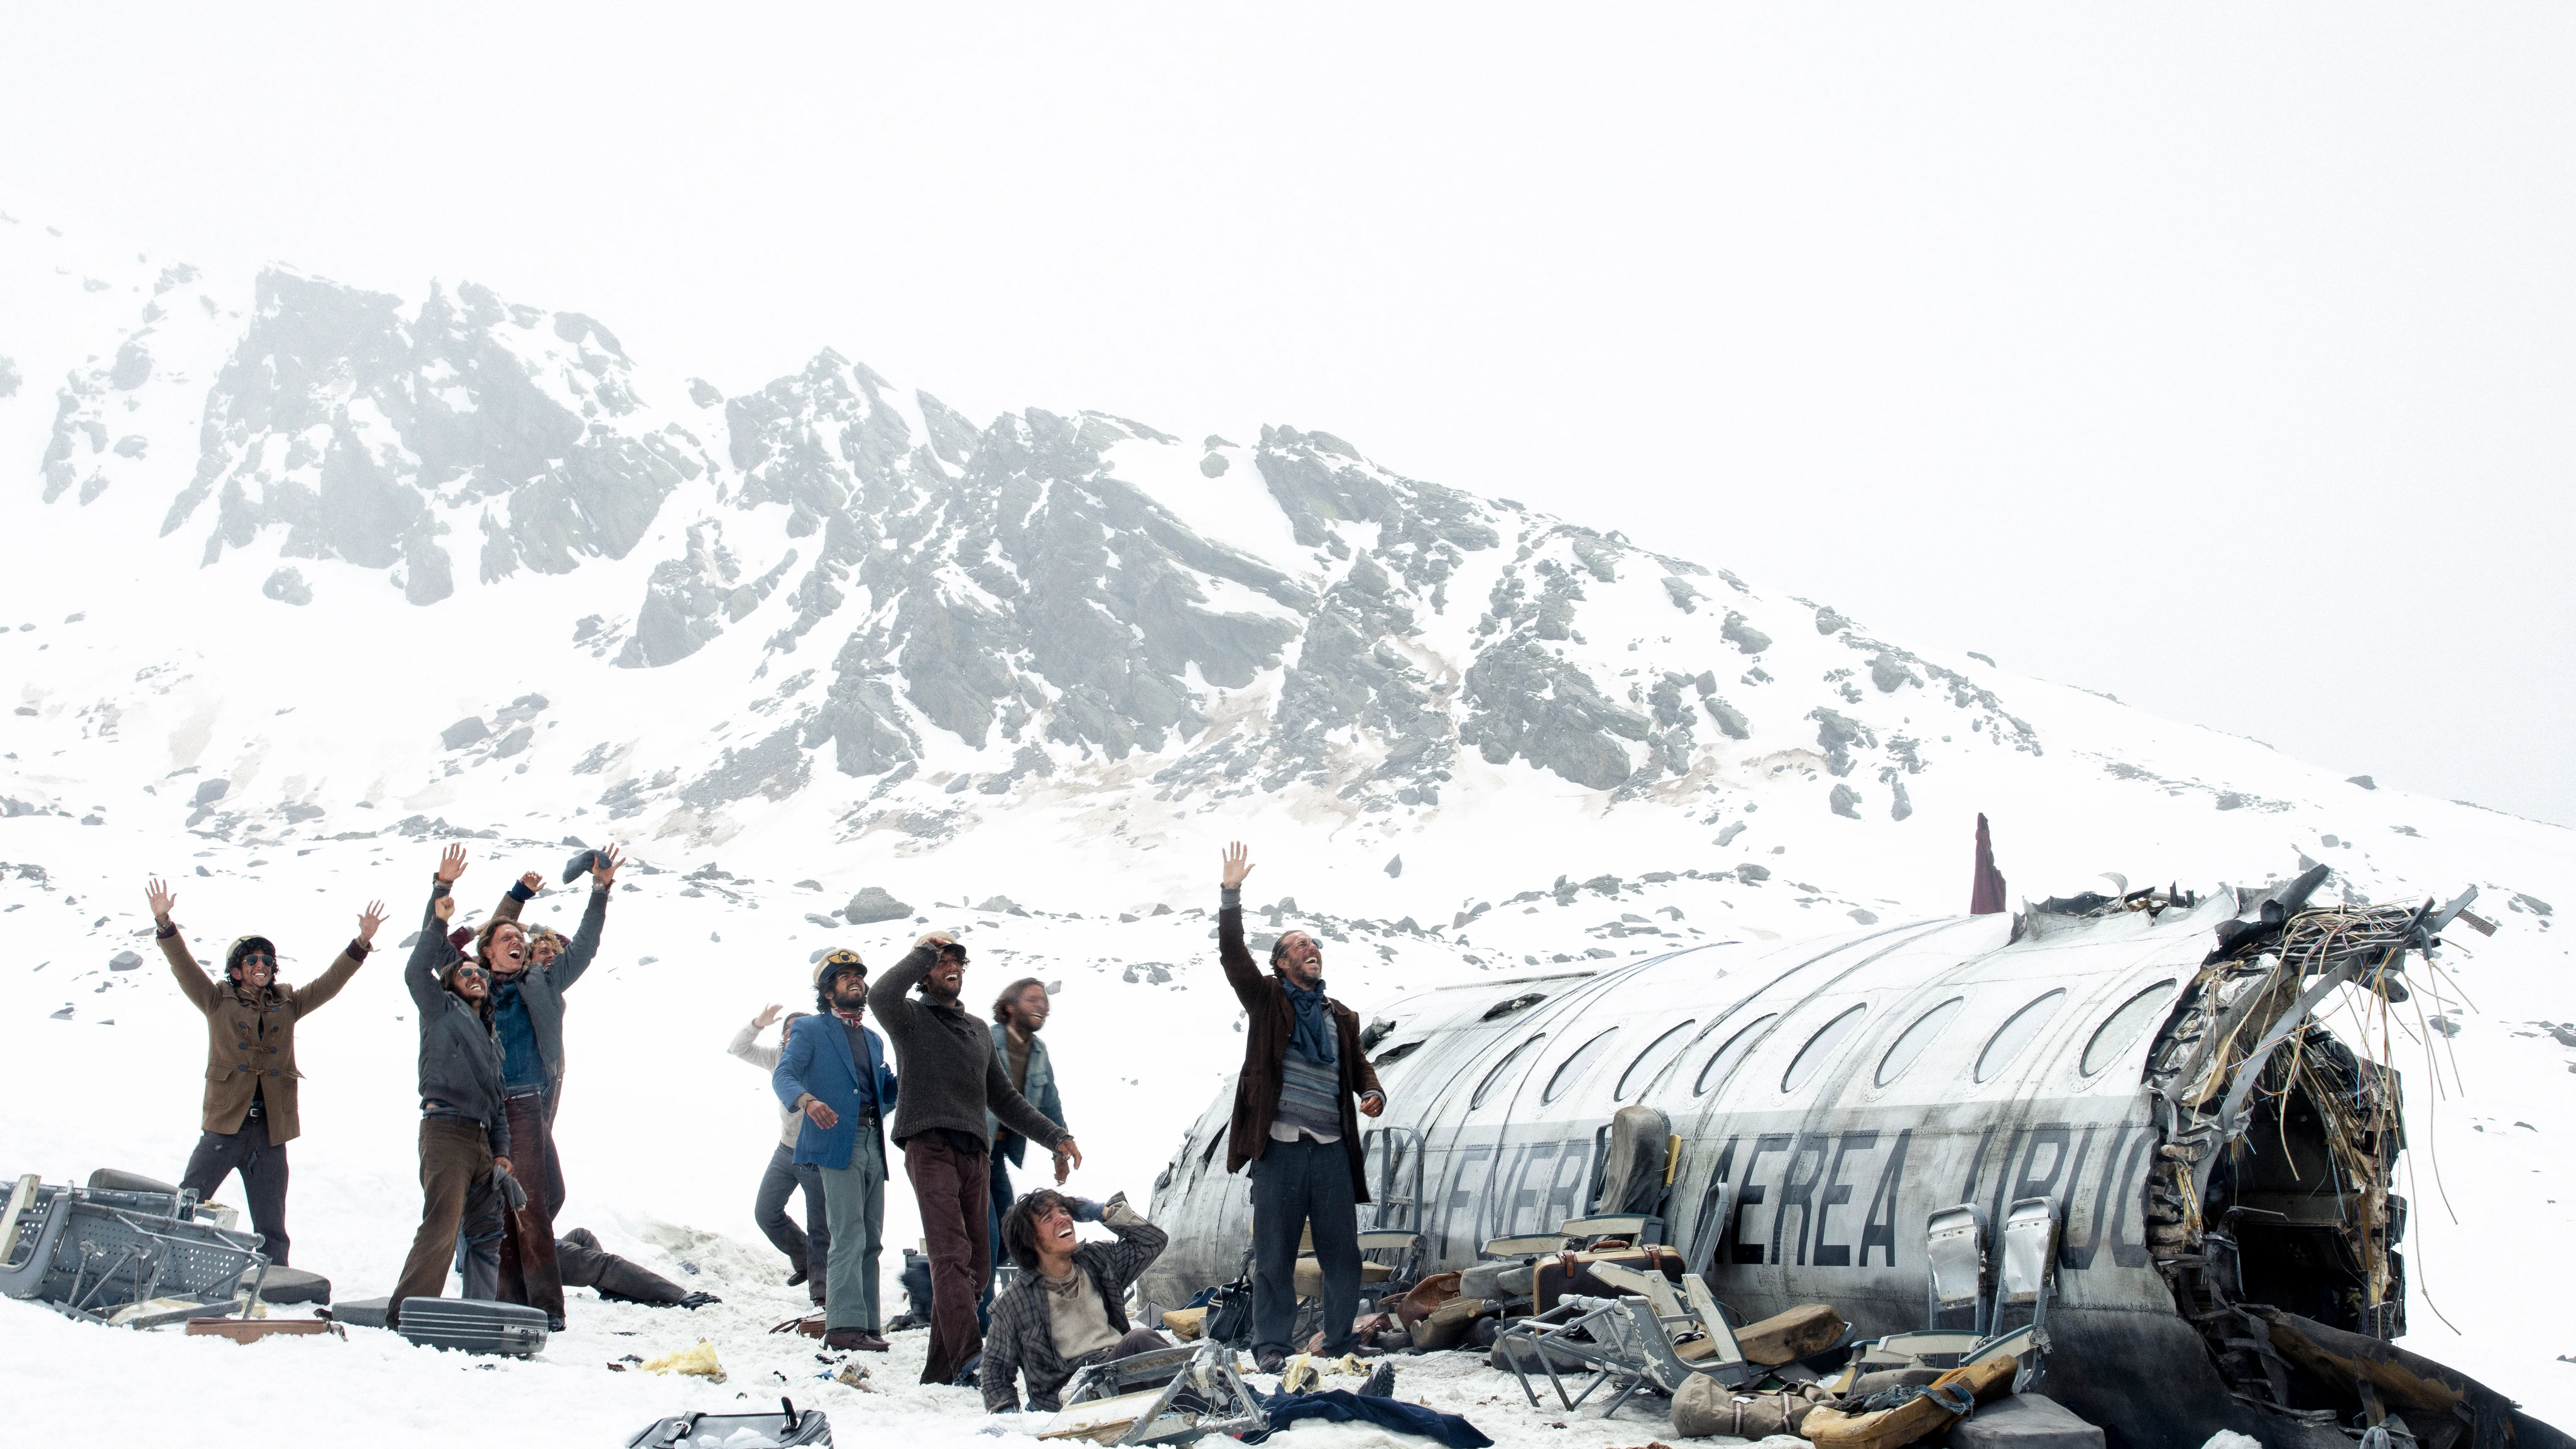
<box><xmin>395</xmin><ymin>1296</ymin><xmax>549</xmax><ymax>1356</ymax></box>
<box><xmin>628</xmin><ymin>1399</ymin><xmax>831</xmax><ymax>1448</ymax></box>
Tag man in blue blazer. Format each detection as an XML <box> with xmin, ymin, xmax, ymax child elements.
<box><xmin>774</xmin><ymin>948</ymin><xmax>900</xmax><ymax>1352</ymax></box>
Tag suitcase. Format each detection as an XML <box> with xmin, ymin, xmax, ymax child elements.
<box><xmin>1531</xmin><ymin>1245</ymin><xmax>1683</xmax><ymax>1313</ymax></box>
<box><xmin>627</xmin><ymin>1399</ymin><xmax>831</xmax><ymax>1448</ymax></box>
<box><xmin>395</xmin><ymin>1296</ymin><xmax>550</xmax><ymax>1356</ymax></box>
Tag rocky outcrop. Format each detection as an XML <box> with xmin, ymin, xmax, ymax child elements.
<box><xmin>166</xmin><ymin>270</ymin><xmax>701</xmax><ymax>603</ymax></box>
<box><xmin>1463</xmin><ymin>637</ymin><xmax>1649</xmax><ymax>790</ymax></box>
<box><xmin>844</xmin><ymin>886</ymin><xmax>912</xmax><ymax>923</ymax></box>
<box><xmin>23</xmin><ymin>251</ymin><xmax>2077</xmax><ymax>841</ymax></box>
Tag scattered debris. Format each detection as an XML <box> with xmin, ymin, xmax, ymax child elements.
<box><xmin>637</xmin><ymin>1337</ymin><xmax>726</xmax><ymax>1382</ymax></box>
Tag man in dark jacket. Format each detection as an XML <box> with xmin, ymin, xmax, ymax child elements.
<box><xmin>981</xmin><ymin>1190</ymin><xmax>1168</xmax><ymax>1413</ymax></box>
<box><xmin>773</xmin><ymin>949</ymin><xmax>901</xmax><ymax>1352</ymax></box>
<box><xmin>1216</xmin><ymin>843</ymin><xmax>1385</xmax><ymax>1371</ymax></box>
<box><xmin>143</xmin><ymin>878</ymin><xmax>384</xmax><ymax>1267</ymax></box>
<box><xmin>388</xmin><ymin>845</ymin><xmax>515</xmax><ymax>1328</ymax></box>
<box><xmin>871</xmin><ymin>932</ymin><xmax>1082</xmax><ymax>1385</ymax></box>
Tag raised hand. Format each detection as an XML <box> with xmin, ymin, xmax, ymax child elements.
<box><xmin>589</xmin><ymin>844</ymin><xmax>625</xmax><ymax>891</ymax></box>
<box><xmin>436</xmin><ymin>843</ymin><xmax>468</xmax><ymax>884</ymax></box>
<box><xmin>753</xmin><ymin>1003</ymin><xmax>783</xmax><ymax>1029</ymax></box>
<box><xmin>357</xmin><ymin>900</ymin><xmax>388</xmax><ymax>944</ymax></box>
<box><xmin>145</xmin><ymin>877</ymin><xmax>176</xmax><ymax>924</ymax></box>
<box><xmin>434</xmin><ymin>895</ymin><xmax>457</xmax><ymax>923</ymax></box>
<box><xmin>518</xmin><ymin>871</ymin><xmax>544</xmax><ymax>895</ymax></box>
<box><xmin>1221</xmin><ymin>841</ymin><xmax>1253</xmax><ymax>891</ymax></box>
<box><xmin>914</xmin><ymin>931</ymin><xmax>956</xmax><ymax>950</ymax></box>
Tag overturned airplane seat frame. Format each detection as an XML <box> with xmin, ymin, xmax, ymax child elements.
<box><xmin>0</xmin><ymin>1174</ymin><xmax>268</xmax><ymax>1323</ymax></box>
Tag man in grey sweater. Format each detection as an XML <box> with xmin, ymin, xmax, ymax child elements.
<box><xmin>870</xmin><ymin>932</ymin><xmax>1082</xmax><ymax>1386</ymax></box>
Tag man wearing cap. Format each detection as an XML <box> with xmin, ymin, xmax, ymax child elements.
<box><xmin>774</xmin><ymin>949</ymin><xmax>900</xmax><ymax>1351</ymax></box>
<box><xmin>871</xmin><ymin>932</ymin><xmax>1082</xmax><ymax>1386</ymax></box>
<box><xmin>143</xmin><ymin>877</ymin><xmax>385</xmax><ymax>1267</ymax></box>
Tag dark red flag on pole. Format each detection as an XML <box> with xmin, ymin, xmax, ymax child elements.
<box><xmin>1970</xmin><ymin>813</ymin><xmax>2008</xmax><ymax>916</ymax></box>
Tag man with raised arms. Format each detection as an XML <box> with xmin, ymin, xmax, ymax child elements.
<box><xmin>1214</xmin><ymin>841</ymin><xmax>1385</xmax><ymax>1373</ymax></box>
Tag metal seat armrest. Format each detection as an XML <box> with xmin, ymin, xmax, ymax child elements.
<box><xmin>1558</xmin><ymin>1213</ymin><xmax>1661</xmax><ymax>1244</ymax></box>
<box><xmin>0</xmin><ymin>1195</ymin><xmax>70</xmax><ymax>1299</ymax></box>
<box><xmin>1354</xmin><ymin>1231</ymin><xmax>1421</xmax><ymax>1251</ymax></box>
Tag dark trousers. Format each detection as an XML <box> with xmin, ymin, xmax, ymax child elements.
<box><xmin>557</xmin><ymin>1227</ymin><xmax>687</xmax><ymax>1305</ymax></box>
<box><xmin>1249</xmin><ymin>1136</ymin><xmax>1362</xmax><ymax>1357</ymax></box>
<box><xmin>178</xmin><ymin>1116</ymin><xmax>291</xmax><ymax>1266</ymax></box>
<box><xmin>503</xmin><ymin>1089</ymin><xmax>565</xmax><ymax>1222</ymax></box>
<box><xmin>496</xmin><ymin>1092</ymin><xmax>565</xmax><ymax>1322</ymax></box>
<box><xmin>391</xmin><ymin>1117</ymin><xmax>503</xmax><ymax>1326</ymax></box>
<box><xmin>903</xmin><ymin>1136</ymin><xmax>991</xmax><ymax>1386</ymax></box>
<box><xmin>979</xmin><ymin>1152</ymin><xmax>1013</xmax><ymax>1328</ymax></box>
<box><xmin>755</xmin><ymin>1143</ymin><xmax>830</xmax><ymax>1304</ymax></box>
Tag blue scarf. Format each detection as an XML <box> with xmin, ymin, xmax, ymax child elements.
<box><xmin>1283</xmin><ymin>978</ymin><xmax>1338</xmax><ymax>1066</ymax></box>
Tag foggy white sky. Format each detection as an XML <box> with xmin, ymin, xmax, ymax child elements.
<box><xmin>9</xmin><ymin>4</ymin><xmax>2572</xmax><ymax>824</ymax></box>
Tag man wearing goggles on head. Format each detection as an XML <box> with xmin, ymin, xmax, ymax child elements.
<box><xmin>143</xmin><ymin>877</ymin><xmax>385</xmax><ymax>1267</ymax></box>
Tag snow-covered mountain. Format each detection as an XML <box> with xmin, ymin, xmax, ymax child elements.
<box><xmin>4</xmin><ymin>200</ymin><xmax>2573</xmax><ymax>1435</ymax></box>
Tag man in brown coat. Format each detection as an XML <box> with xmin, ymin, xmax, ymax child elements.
<box><xmin>1214</xmin><ymin>843</ymin><xmax>1385</xmax><ymax>1372</ymax></box>
<box><xmin>145</xmin><ymin>877</ymin><xmax>386</xmax><ymax>1266</ymax></box>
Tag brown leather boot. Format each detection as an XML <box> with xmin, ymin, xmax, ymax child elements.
<box><xmin>824</xmin><ymin>1328</ymin><xmax>892</xmax><ymax>1352</ymax></box>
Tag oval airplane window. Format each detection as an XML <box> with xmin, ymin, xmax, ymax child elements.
<box><xmin>1471</xmin><ymin>1033</ymin><xmax>1547</xmax><ymax>1109</ymax></box>
<box><xmin>2081</xmin><ymin>981</ymin><xmax>2178</xmax><ymax>1077</ymax></box>
<box><xmin>1615</xmin><ymin>1020</ymin><xmax>1698</xmax><ymax>1100</ymax></box>
<box><xmin>1875</xmin><ymin>997</ymin><xmax>1964</xmax><ymax>1087</ymax></box>
<box><xmin>1693</xmin><ymin>1015</ymin><xmax>1777</xmax><ymax>1096</ymax></box>
<box><xmin>1975</xmin><ymin>989</ymin><xmax>2068</xmax><ymax>1083</ymax></box>
<box><xmin>1781</xmin><ymin>1005</ymin><xmax>1869</xmax><ymax>1093</ymax></box>
<box><xmin>1542</xmin><ymin>1027</ymin><xmax>1622</xmax><ymax>1105</ymax></box>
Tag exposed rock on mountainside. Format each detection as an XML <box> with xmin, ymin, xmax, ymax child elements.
<box><xmin>0</xmin><ymin>217</ymin><xmax>2529</xmax><ymax>913</ymax></box>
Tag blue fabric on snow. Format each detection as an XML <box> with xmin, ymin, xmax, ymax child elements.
<box><xmin>1245</xmin><ymin>1390</ymin><xmax>1493</xmax><ymax>1448</ymax></box>
<box><xmin>1282</xmin><ymin>978</ymin><xmax>1338</xmax><ymax>1066</ymax></box>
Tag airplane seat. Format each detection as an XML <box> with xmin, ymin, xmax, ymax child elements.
<box><xmin>1924</xmin><ymin>1202</ymin><xmax>1992</xmax><ymax>1335</ymax></box>
<box><xmin>1356</xmin><ymin>1228</ymin><xmax>1424</xmax><ymax>1285</ymax></box>
<box><xmin>1992</xmin><ymin>1196</ymin><xmax>2061</xmax><ymax>1346</ymax></box>
<box><xmin>1570</xmin><ymin>1105</ymin><xmax>1673</xmax><ymax>1247</ymax></box>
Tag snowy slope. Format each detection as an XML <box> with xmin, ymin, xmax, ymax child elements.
<box><xmin>2</xmin><ymin>195</ymin><xmax>2572</xmax><ymax>1441</ymax></box>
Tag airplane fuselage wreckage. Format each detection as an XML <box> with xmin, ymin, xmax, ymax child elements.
<box><xmin>1147</xmin><ymin>863</ymin><xmax>2570</xmax><ymax>1448</ymax></box>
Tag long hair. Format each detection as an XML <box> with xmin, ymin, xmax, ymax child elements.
<box><xmin>439</xmin><ymin>960</ymin><xmax>497</xmax><ymax>1026</ymax></box>
<box><xmin>474</xmin><ymin>916</ymin><xmax>527</xmax><ymax>966</ymax></box>
<box><xmin>992</xmin><ymin>977</ymin><xmax>1046</xmax><ymax>1024</ymax></box>
<box><xmin>1000</xmin><ymin>1188</ymin><xmax>1073</xmax><ymax>1272</ymax></box>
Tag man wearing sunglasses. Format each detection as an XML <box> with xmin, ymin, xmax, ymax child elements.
<box><xmin>145</xmin><ymin>878</ymin><xmax>386</xmax><ymax>1267</ymax></box>
<box><xmin>388</xmin><ymin>844</ymin><xmax>518</xmax><ymax>1327</ymax></box>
